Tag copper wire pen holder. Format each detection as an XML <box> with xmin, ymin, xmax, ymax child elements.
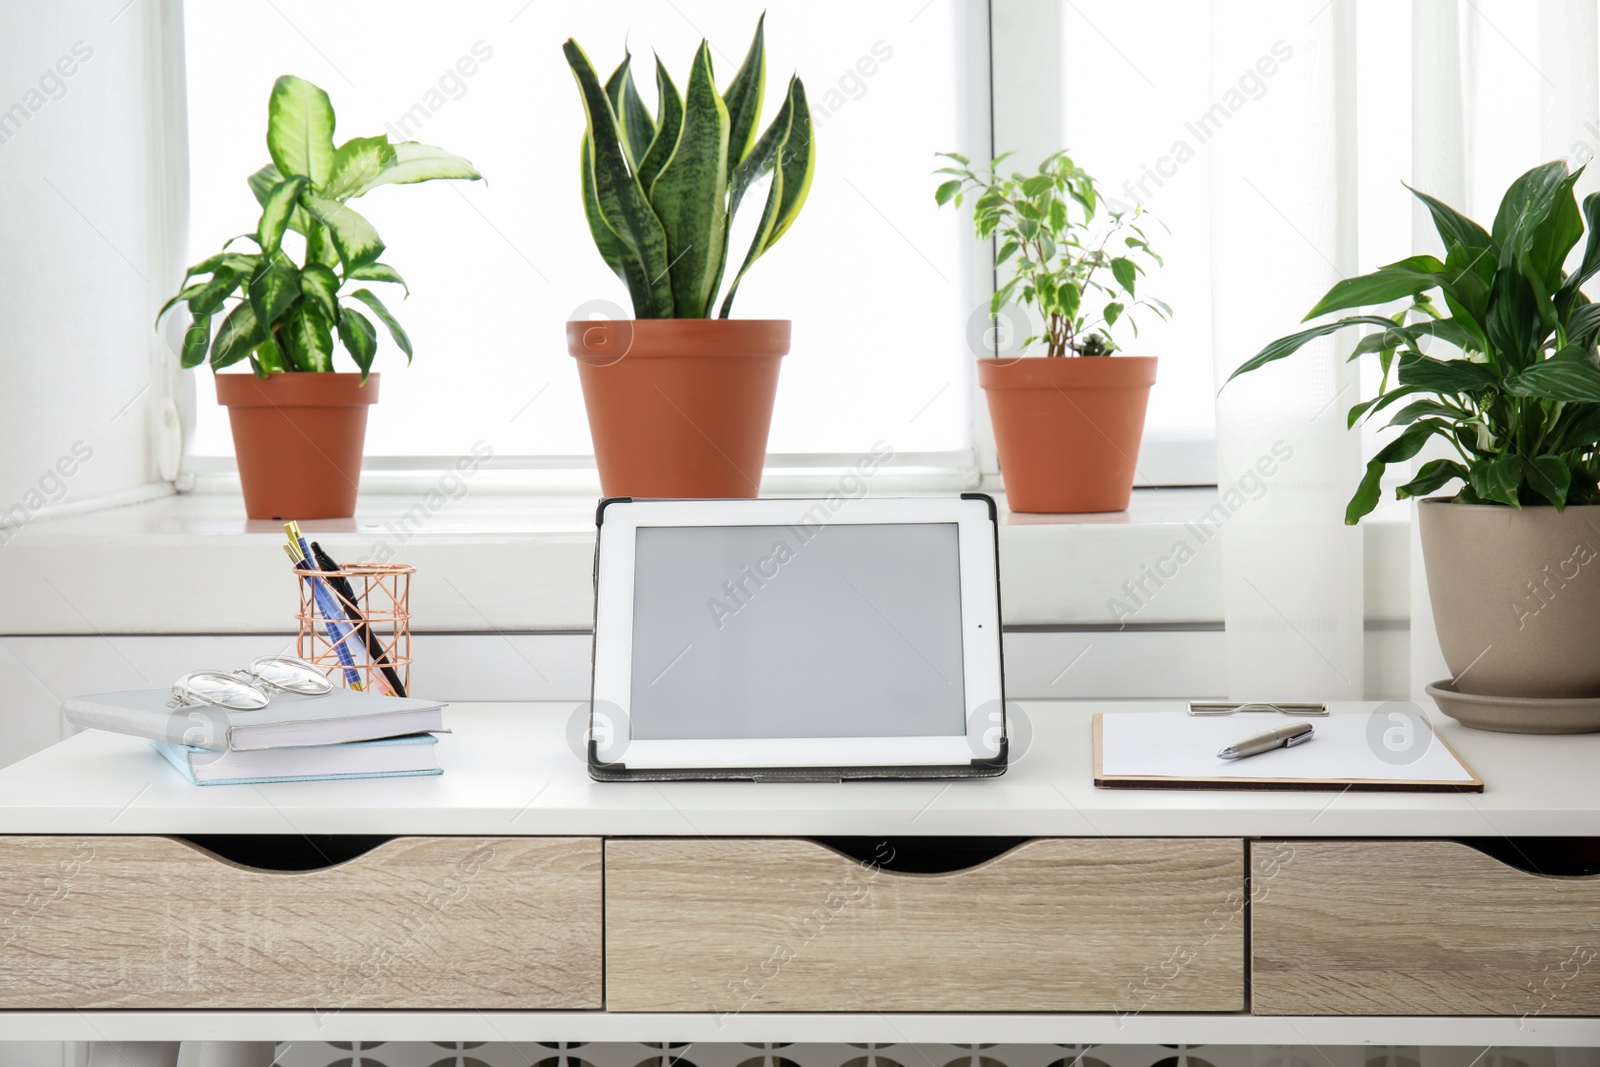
<box><xmin>294</xmin><ymin>562</ymin><xmax>414</xmax><ymax>695</ymax></box>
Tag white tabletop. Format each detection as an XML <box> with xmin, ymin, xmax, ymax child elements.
<box><xmin>0</xmin><ymin>701</ymin><xmax>1593</xmax><ymax>837</ymax></box>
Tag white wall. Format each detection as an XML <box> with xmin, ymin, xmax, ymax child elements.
<box><xmin>0</xmin><ymin>0</ymin><xmax>178</xmax><ymax>527</ymax></box>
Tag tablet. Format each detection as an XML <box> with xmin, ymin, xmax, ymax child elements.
<box><xmin>587</xmin><ymin>495</ymin><xmax>1006</xmax><ymax>781</ymax></box>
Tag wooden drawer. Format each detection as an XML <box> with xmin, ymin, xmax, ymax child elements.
<box><xmin>1251</xmin><ymin>840</ymin><xmax>1600</xmax><ymax>1016</ymax></box>
<box><xmin>605</xmin><ymin>837</ymin><xmax>1245</xmax><ymax>1012</ymax></box>
<box><xmin>0</xmin><ymin>835</ymin><xmax>601</xmax><ymax>1009</ymax></box>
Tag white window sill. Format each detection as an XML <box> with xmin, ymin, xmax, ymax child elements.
<box><xmin>0</xmin><ymin>483</ymin><xmax>1408</xmax><ymax>635</ymax></box>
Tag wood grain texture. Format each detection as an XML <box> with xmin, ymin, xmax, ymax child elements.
<box><xmin>0</xmin><ymin>835</ymin><xmax>602</xmax><ymax>1009</ymax></box>
<box><xmin>605</xmin><ymin>837</ymin><xmax>1246</xmax><ymax>1012</ymax></box>
<box><xmin>1250</xmin><ymin>840</ymin><xmax>1600</xmax><ymax>1016</ymax></box>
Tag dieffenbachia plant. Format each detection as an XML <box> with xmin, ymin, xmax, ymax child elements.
<box><xmin>564</xmin><ymin>16</ymin><xmax>816</xmax><ymax>318</ymax></box>
<box><xmin>158</xmin><ymin>75</ymin><xmax>482</xmax><ymax>379</ymax></box>
<box><xmin>1227</xmin><ymin>160</ymin><xmax>1600</xmax><ymax>524</ymax></box>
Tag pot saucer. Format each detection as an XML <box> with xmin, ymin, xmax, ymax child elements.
<box><xmin>1426</xmin><ymin>680</ymin><xmax>1600</xmax><ymax>734</ymax></box>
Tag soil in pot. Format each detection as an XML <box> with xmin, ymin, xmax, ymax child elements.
<box><xmin>216</xmin><ymin>372</ymin><xmax>379</xmax><ymax>521</ymax></box>
<box><xmin>978</xmin><ymin>356</ymin><xmax>1156</xmax><ymax>513</ymax></box>
<box><xmin>1419</xmin><ymin>499</ymin><xmax>1600</xmax><ymax>702</ymax></box>
<box><xmin>568</xmin><ymin>319</ymin><xmax>789</xmax><ymax>499</ymax></box>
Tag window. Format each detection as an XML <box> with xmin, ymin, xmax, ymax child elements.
<box><xmin>178</xmin><ymin>0</ymin><xmax>980</xmax><ymax>473</ymax></box>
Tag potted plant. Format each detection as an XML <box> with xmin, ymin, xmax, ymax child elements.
<box><xmin>934</xmin><ymin>151</ymin><xmax>1169</xmax><ymax>513</ymax></box>
<box><xmin>1228</xmin><ymin>160</ymin><xmax>1600</xmax><ymax>732</ymax></box>
<box><xmin>563</xmin><ymin>17</ymin><xmax>815</xmax><ymax>498</ymax></box>
<box><xmin>158</xmin><ymin>75</ymin><xmax>481</xmax><ymax>520</ymax></box>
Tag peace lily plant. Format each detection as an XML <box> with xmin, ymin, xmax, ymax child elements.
<box><xmin>1228</xmin><ymin>160</ymin><xmax>1600</xmax><ymax>727</ymax></box>
<box><xmin>562</xmin><ymin>17</ymin><xmax>818</xmax><ymax>499</ymax></box>
<box><xmin>157</xmin><ymin>74</ymin><xmax>481</xmax><ymax>521</ymax></box>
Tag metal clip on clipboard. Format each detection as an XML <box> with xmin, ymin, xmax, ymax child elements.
<box><xmin>1187</xmin><ymin>701</ymin><xmax>1330</xmax><ymax>716</ymax></box>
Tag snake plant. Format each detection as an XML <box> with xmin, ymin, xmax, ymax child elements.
<box><xmin>158</xmin><ymin>75</ymin><xmax>481</xmax><ymax>379</ymax></box>
<box><xmin>564</xmin><ymin>16</ymin><xmax>816</xmax><ymax>319</ymax></box>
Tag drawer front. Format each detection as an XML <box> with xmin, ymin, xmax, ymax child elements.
<box><xmin>1251</xmin><ymin>840</ymin><xmax>1600</xmax><ymax>1016</ymax></box>
<box><xmin>0</xmin><ymin>835</ymin><xmax>601</xmax><ymax>1009</ymax></box>
<box><xmin>606</xmin><ymin>837</ymin><xmax>1245</xmax><ymax>1012</ymax></box>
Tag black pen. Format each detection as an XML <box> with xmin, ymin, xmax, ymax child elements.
<box><xmin>310</xmin><ymin>541</ymin><xmax>408</xmax><ymax>698</ymax></box>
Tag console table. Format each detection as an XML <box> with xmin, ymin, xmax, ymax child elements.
<box><xmin>0</xmin><ymin>701</ymin><xmax>1595</xmax><ymax>1048</ymax></box>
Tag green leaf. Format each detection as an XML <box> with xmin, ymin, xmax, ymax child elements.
<box><xmin>722</xmin><ymin>12</ymin><xmax>766</xmax><ymax>169</ymax></box>
<box><xmin>158</xmin><ymin>268</ymin><xmax>242</xmax><ymax>322</ymax></box>
<box><xmin>637</xmin><ymin>57</ymin><xmax>683</xmax><ymax>191</ymax></box>
<box><xmin>1556</xmin><ymin>191</ymin><xmax>1600</xmax><ymax>318</ymax></box>
<box><xmin>1103</xmin><ymin>301</ymin><xmax>1124</xmax><ymax>328</ymax></box>
<box><xmin>1505</xmin><ymin>345</ymin><xmax>1600</xmax><ymax>401</ymax></box>
<box><xmin>728</xmin><ymin>72</ymin><xmax>790</xmax><ymax>219</ymax></box>
<box><xmin>1303</xmin><ymin>256</ymin><xmax>1445</xmax><ymax>320</ymax></box>
<box><xmin>300</xmin><ymin>194</ymin><xmax>386</xmax><ymax>271</ymax></box>
<box><xmin>1396</xmin><ymin>349</ymin><xmax>1500</xmax><ymax>394</ymax></box>
<box><xmin>1484</xmin><ymin>260</ymin><xmax>1541</xmax><ymax>370</ymax></box>
<box><xmin>210</xmin><ymin>301</ymin><xmax>263</xmax><ymax>369</ymax></box>
<box><xmin>337</xmin><ymin>306</ymin><xmax>379</xmax><ymax>381</ymax></box>
<box><xmin>935</xmin><ymin>179</ymin><xmax>962</xmax><ymax>206</ymax></box>
<box><xmin>581</xmin><ymin>133</ymin><xmax>657</xmax><ymax>315</ymax></box>
<box><xmin>1348</xmin><ymin>385</ymin><xmax>1417</xmax><ymax>428</ymax></box>
<box><xmin>266</xmin><ymin>75</ymin><xmax>336</xmax><ymax>188</ymax></box>
<box><xmin>348</xmin><ymin>261</ymin><xmax>409</xmax><ymax>295</ymax></box>
<box><xmin>648</xmin><ymin>41</ymin><xmax>730</xmax><ymax>318</ymax></box>
<box><xmin>280</xmin><ymin>301</ymin><xmax>334</xmax><ymax>372</ymax></box>
<box><xmin>180</xmin><ymin>313</ymin><xmax>212</xmax><ymax>369</ymax></box>
<box><xmin>1491</xmin><ymin>161</ymin><xmax>1572</xmax><ymax>269</ymax></box>
<box><xmin>247</xmin><ymin>254</ymin><xmax>300</xmax><ymax>331</ymax></box>
<box><xmin>1226</xmin><ymin>315</ymin><xmax>1400</xmax><ymax>385</ymax></box>
<box><xmin>1525</xmin><ymin>453</ymin><xmax>1572</xmax><ymax>507</ymax></box>
<box><xmin>604</xmin><ymin>53</ymin><xmax>657</xmax><ymax>170</ymax></box>
<box><xmin>1405</xmin><ymin>184</ymin><xmax>1492</xmax><ymax>251</ymax></box>
<box><xmin>1470</xmin><ymin>452</ymin><xmax>1524</xmax><ymax>506</ymax></box>
<box><xmin>256</xmin><ymin>175</ymin><xmax>309</xmax><ymax>256</ymax></box>
<box><xmin>1345</xmin><ymin>418</ymin><xmax>1454</xmax><ymax>523</ymax></box>
<box><xmin>564</xmin><ymin>38</ymin><xmax>673</xmax><ymax>318</ymax></box>
<box><xmin>1396</xmin><ymin>458</ymin><xmax>1470</xmax><ymax>499</ymax></box>
<box><xmin>323</xmin><ymin>135</ymin><xmax>397</xmax><ymax>201</ymax></box>
<box><xmin>718</xmin><ymin>77</ymin><xmax>813</xmax><ymax>317</ymax></box>
<box><xmin>306</xmin><ymin>221</ymin><xmax>340</xmax><ymax>270</ymax></box>
<box><xmin>1110</xmin><ymin>256</ymin><xmax>1137</xmax><ymax>296</ymax></box>
<box><xmin>348</xmin><ymin>288</ymin><xmax>412</xmax><ymax>363</ymax></box>
<box><xmin>1385</xmin><ymin>398</ymin><xmax>1462</xmax><ymax>427</ymax></box>
<box><xmin>298</xmin><ymin>263</ymin><xmax>341</xmax><ymax>326</ymax></box>
<box><xmin>1526</xmin><ymin>168</ymin><xmax>1584</xmax><ymax>291</ymax></box>
<box><xmin>348</xmin><ymin>140</ymin><xmax>482</xmax><ymax>197</ymax></box>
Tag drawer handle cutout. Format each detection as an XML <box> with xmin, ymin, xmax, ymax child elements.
<box><xmin>178</xmin><ymin>834</ymin><xmax>395</xmax><ymax>871</ymax></box>
<box><xmin>812</xmin><ymin>836</ymin><xmax>1031</xmax><ymax>873</ymax></box>
<box><xmin>1457</xmin><ymin>837</ymin><xmax>1600</xmax><ymax>877</ymax></box>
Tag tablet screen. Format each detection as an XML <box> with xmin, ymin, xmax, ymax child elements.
<box><xmin>628</xmin><ymin>522</ymin><xmax>967</xmax><ymax>740</ymax></box>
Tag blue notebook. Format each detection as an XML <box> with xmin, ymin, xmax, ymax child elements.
<box><xmin>152</xmin><ymin>732</ymin><xmax>442</xmax><ymax>786</ymax></box>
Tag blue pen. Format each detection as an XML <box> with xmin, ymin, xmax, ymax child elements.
<box><xmin>283</xmin><ymin>529</ymin><xmax>364</xmax><ymax>690</ymax></box>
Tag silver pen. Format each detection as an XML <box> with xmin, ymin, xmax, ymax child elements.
<box><xmin>1217</xmin><ymin>720</ymin><xmax>1315</xmax><ymax>760</ymax></box>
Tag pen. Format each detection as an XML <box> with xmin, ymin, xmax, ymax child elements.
<box><xmin>283</xmin><ymin>536</ymin><xmax>365</xmax><ymax>690</ymax></box>
<box><xmin>1217</xmin><ymin>720</ymin><xmax>1315</xmax><ymax>760</ymax></box>
<box><xmin>310</xmin><ymin>540</ymin><xmax>406</xmax><ymax>697</ymax></box>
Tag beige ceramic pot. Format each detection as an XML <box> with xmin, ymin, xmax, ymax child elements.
<box><xmin>1418</xmin><ymin>499</ymin><xmax>1600</xmax><ymax>705</ymax></box>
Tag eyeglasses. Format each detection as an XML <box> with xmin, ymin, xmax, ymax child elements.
<box><xmin>168</xmin><ymin>656</ymin><xmax>333</xmax><ymax>711</ymax></box>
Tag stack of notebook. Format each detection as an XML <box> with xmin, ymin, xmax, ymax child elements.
<box><xmin>64</xmin><ymin>687</ymin><xmax>447</xmax><ymax>786</ymax></box>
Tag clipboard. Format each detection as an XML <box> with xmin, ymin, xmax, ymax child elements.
<box><xmin>1092</xmin><ymin>712</ymin><xmax>1484</xmax><ymax>792</ymax></box>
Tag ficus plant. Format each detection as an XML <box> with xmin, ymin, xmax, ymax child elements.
<box><xmin>564</xmin><ymin>15</ymin><xmax>816</xmax><ymax>319</ymax></box>
<box><xmin>158</xmin><ymin>75</ymin><xmax>482</xmax><ymax>380</ymax></box>
<box><xmin>1227</xmin><ymin>160</ymin><xmax>1600</xmax><ymax>524</ymax></box>
<box><xmin>934</xmin><ymin>150</ymin><xmax>1169</xmax><ymax>357</ymax></box>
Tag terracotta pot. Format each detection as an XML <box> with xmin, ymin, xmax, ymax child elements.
<box><xmin>978</xmin><ymin>356</ymin><xmax>1156</xmax><ymax>513</ymax></box>
<box><xmin>1419</xmin><ymin>499</ymin><xmax>1600</xmax><ymax>702</ymax></box>
<box><xmin>215</xmin><ymin>372</ymin><xmax>379</xmax><ymax>521</ymax></box>
<box><xmin>568</xmin><ymin>319</ymin><xmax>789</xmax><ymax>498</ymax></box>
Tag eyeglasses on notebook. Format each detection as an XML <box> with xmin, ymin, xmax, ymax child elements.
<box><xmin>167</xmin><ymin>656</ymin><xmax>332</xmax><ymax>711</ymax></box>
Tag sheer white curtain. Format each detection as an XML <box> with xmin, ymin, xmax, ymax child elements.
<box><xmin>1197</xmin><ymin>0</ymin><xmax>1600</xmax><ymax>701</ymax></box>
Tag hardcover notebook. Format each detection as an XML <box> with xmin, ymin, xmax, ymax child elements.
<box><xmin>152</xmin><ymin>733</ymin><xmax>442</xmax><ymax>786</ymax></box>
<box><xmin>64</xmin><ymin>687</ymin><xmax>446</xmax><ymax>751</ymax></box>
